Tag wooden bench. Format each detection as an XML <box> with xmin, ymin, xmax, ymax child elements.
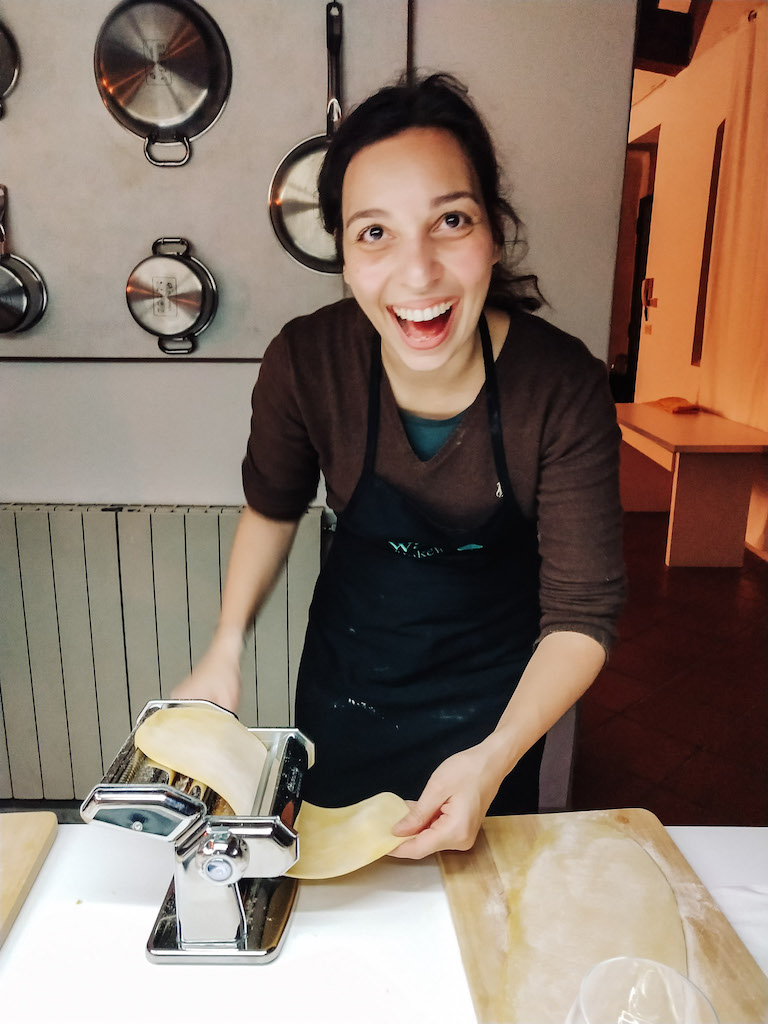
<box><xmin>616</xmin><ymin>403</ymin><xmax>768</xmax><ymax>567</ymax></box>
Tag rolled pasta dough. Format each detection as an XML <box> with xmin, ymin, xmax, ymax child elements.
<box><xmin>135</xmin><ymin>708</ymin><xmax>408</xmax><ymax>879</ymax></box>
<box><xmin>135</xmin><ymin>704</ymin><xmax>267</xmax><ymax>815</ymax></box>
<box><xmin>287</xmin><ymin>792</ymin><xmax>410</xmax><ymax>879</ymax></box>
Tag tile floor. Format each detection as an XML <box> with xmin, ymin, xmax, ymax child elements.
<box><xmin>571</xmin><ymin>513</ymin><xmax>768</xmax><ymax>826</ymax></box>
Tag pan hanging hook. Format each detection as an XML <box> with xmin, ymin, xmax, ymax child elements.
<box><xmin>326</xmin><ymin>2</ymin><xmax>343</xmax><ymax>135</ymax></box>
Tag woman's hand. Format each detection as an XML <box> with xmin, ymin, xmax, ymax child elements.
<box><xmin>388</xmin><ymin>738</ymin><xmax>511</xmax><ymax>859</ymax></box>
<box><xmin>170</xmin><ymin>625</ymin><xmax>244</xmax><ymax>713</ymax></box>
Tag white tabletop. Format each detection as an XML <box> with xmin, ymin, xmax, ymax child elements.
<box><xmin>1</xmin><ymin>824</ymin><xmax>765</xmax><ymax>1024</ymax></box>
<box><xmin>667</xmin><ymin>826</ymin><xmax>768</xmax><ymax>977</ymax></box>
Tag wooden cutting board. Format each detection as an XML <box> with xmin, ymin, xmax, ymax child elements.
<box><xmin>439</xmin><ymin>809</ymin><xmax>767</xmax><ymax>1024</ymax></box>
<box><xmin>0</xmin><ymin>811</ymin><xmax>58</xmax><ymax>946</ymax></box>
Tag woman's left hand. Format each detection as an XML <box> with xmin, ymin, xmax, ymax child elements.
<box><xmin>388</xmin><ymin>740</ymin><xmax>510</xmax><ymax>859</ymax></box>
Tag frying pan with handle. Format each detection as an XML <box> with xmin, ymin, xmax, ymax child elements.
<box><xmin>268</xmin><ymin>2</ymin><xmax>343</xmax><ymax>274</ymax></box>
<box><xmin>0</xmin><ymin>185</ymin><xmax>48</xmax><ymax>335</ymax></box>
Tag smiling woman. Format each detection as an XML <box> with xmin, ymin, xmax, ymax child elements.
<box><xmin>172</xmin><ymin>73</ymin><xmax>626</xmax><ymax>861</ymax></box>
<box><xmin>340</xmin><ymin>126</ymin><xmax>497</xmax><ymax>385</ymax></box>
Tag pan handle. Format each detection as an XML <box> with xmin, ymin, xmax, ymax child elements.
<box><xmin>144</xmin><ymin>136</ymin><xmax>191</xmax><ymax>168</ymax></box>
<box><xmin>158</xmin><ymin>335</ymin><xmax>197</xmax><ymax>355</ymax></box>
<box><xmin>0</xmin><ymin>184</ymin><xmax>8</xmax><ymax>256</ymax></box>
<box><xmin>152</xmin><ymin>237</ymin><xmax>190</xmax><ymax>257</ymax></box>
<box><xmin>326</xmin><ymin>2</ymin><xmax>343</xmax><ymax>136</ymax></box>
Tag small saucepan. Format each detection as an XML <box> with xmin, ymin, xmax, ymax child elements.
<box><xmin>126</xmin><ymin>237</ymin><xmax>217</xmax><ymax>354</ymax></box>
<box><xmin>0</xmin><ymin>20</ymin><xmax>21</xmax><ymax>118</ymax></box>
<box><xmin>268</xmin><ymin>2</ymin><xmax>343</xmax><ymax>274</ymax></box>
<box><xmin>95</xmin><ymin>0</ymin><xmax>232</xmax><ymax>167</ymax></box>
<box><xmin>0</xmin><ymin>185</ymin><xmax>48</xmax><ymax>334</ymax></box>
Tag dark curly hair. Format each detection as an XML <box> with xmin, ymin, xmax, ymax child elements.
<box><xmin>318</xmin><ymin>72</ymin><xmax>542</xmax><ymax>312</ymax></box>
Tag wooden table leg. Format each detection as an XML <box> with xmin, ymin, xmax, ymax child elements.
<box><xmin>666</xmin><ymin>452</ymin><xmax>760</xmax><ymax>567</ymax></box>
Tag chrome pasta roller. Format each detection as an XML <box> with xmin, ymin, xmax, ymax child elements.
<box><xmin>81</xmin><ymin>700</ymin><xmax>314</xmax><ymax>964</ymax></box>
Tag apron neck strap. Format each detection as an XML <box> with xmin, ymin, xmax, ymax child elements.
<box><xmin>479</xmin><ymin>313</ymin><xmax>514</xmax><ymax>498</ymax></box>
<box><xmin>364</xmin><ymin>331</ymin><xmax>384</xmax><ymax>475</ymax></box>
<box><xmin>364</xmin><ymin>314</ymin><xmax>513</xmax><ymax>496</ymax></box>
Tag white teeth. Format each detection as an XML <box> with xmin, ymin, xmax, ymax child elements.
<box><xmin>393</xmin><ymin>301</ymin><xmax>452</xmax><ymax>323</ymax></box>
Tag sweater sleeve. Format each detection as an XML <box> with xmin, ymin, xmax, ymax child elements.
<box><xmin>535</xmin><ymin>352</ymin><xmax>626</xmax><ymax>654</ymax></box>
<box><xmin>241</xmin><ymin>330</ymin><xmax>320</xmax><ymax>520</ymax></box>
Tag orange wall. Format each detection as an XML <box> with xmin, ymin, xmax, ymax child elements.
<box><xmin>629</xmin><ymin>42</ymin><xmax>732</xmax><ymax>403</ymax></box>
<box><xmin>628</xmin><ymin>12</ymin><xmax>768</xmax><ymax>559</ymax></box>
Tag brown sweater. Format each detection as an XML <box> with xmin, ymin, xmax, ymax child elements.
<box><xmin>243</xmin><ymin>299</ymin><xmax>625</xmax><ymax>651</ymax></box>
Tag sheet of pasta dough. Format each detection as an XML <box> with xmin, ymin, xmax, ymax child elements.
<box><xmin>135</xmin><ymin>704</ymin><xmax>267</xmax><ymax>816</ymax></box>
<box><xmin>287</xmin><ymin>792</ymin><xmax>410</xmax><ymax>879</ymax></box>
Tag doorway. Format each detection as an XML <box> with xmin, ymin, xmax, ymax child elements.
<box><xmin>608</xmin><ymin>127</ymin><xmax>659</xmax><ymax>402</ymax></box>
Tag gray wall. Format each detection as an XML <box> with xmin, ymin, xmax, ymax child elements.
<box><xmin>1</xmin><ymin>0</ymin><xmax>637</xmax><ymax>505</ymax></box>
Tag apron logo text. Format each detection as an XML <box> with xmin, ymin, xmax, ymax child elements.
<box><xmin>387</xmin><ymin>540</ymin><xmax>485</xmax><ymax>557</ymax></box>
<box><xmin>388</xmin><ymin>540</ymin><xmax>444</xmax><ymax>558</ymax></box>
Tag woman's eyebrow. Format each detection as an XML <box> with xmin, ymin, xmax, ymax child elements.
<box><xmin>345</xmin><ymin>191</ymin><xmax>480</xmax><ymax>229</ymax></box>
<box><xmin>345</xmin><ymin>207</ymin><xmax>388</xmax><ymax>229</ymax></box>
<box><xmin>431</xmin><ymin>190</ymin><xmax>479</xmax><ymax>207</ymax></box>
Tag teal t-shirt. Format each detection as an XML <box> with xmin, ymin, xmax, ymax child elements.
<box><xmin>399</xmin><ymin>408</ymin><xmax>466</xmax><ymax>462</ymax></box>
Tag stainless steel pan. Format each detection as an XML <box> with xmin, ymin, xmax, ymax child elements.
<box><xmin>0</xmin><ymin>21</ymin><xmax>20</xmax><ymax>118</ymax></box>
<box><xmin>268</xmin><ymin>2</ymin><xmax>343</xmax><ymax>274</ymax></box>
<box><xmin>0</xmin><ymin>185</ymin><xmax>47</xmax><ymax>334</ymax></box>
<box><xmin>126</xmin><ymin>237</ymin><xmax>217</xmax><ymax>353</ymax></box>
<box><xmin>94</xmin><ymin>0</ymin><xmax>231</xmax><ymax>167</ymax></box>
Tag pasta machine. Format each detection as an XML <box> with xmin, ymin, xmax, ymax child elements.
<box><xmin>80</xmin><ymin>699</ymin><xmax>314</xmax><ymax>964</ymax></box>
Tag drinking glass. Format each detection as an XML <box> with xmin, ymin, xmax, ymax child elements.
<box><xmin>565</xmin><ymin>957</ymin><xmax>720</xmax><ymax>1024</ymax></box>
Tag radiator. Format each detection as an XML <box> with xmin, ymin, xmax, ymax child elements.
<box><xmin>0</xmin><ymin>503</ymin><xmax>322</xmax><ymax>801</ymax></box>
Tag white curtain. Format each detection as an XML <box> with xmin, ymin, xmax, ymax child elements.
<box><xmin>698</xmin><ymin>7</ymin><xmax>768</xmax><ymax>430</ymax></box>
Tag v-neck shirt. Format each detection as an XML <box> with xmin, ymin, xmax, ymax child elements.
<box><xmin>399</xmin><ymin>407</ymin><xmax>467</xmax><ymax>462</ymax></box>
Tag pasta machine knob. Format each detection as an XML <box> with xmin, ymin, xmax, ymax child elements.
<box><xmin>195</xmin><ymin>831</ymin><xmax>249</xmax><ymax>885</ymax></box>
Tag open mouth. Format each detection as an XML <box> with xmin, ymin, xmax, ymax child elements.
<box><xmin>390</xmin><ymin>301</ymin><xmax>455</xmax><ymax>349</ymax></box>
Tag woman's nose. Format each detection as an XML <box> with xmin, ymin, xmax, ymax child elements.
<box><xmin>398</xmin><ymin>235</ymin><xmax>440</xmax><ymax>289</ymax></box>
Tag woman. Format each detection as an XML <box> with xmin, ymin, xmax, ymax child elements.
<box><xmin>174</xmin><ymin>74</ymin><xmax>625</xmax><ymax>859</ymax></box>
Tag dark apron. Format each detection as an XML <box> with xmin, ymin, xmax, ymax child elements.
<box><xmin>295</xmin><ymin>315</ymin><xmax>544</xmax><ymax>814</ymax></box>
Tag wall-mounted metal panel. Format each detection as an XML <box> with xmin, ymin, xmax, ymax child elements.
<box><xmin>0</xmin><ymin>0</ymin><xmax>408</xmax><ymax>360</ymax></box>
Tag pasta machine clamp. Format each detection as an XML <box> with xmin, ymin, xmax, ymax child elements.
<box><xmin>80</xmin><ymin>700</ymin><xmax>315</xmax><ymax>964</ymax></box>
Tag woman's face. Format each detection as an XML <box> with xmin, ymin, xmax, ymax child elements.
<box><xmin>341</xmin><ymin>126</ymin><xmax>498</xmax><ymax>375</ymax></box>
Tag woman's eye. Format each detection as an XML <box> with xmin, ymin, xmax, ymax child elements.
<box><xmin>442</xmin><ymin>211</ymin><xmax>470</xmax><ymax>230</ymax></box>
<box><xmin>360</xmin><ymin>225</ymin><xmax>385</xmax><ymax>243</ymax></box>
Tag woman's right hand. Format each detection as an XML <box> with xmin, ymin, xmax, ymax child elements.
<box><xmin>170</xmin><ymin>625</ymin><xmax>244</xmax><ymax>713</ymax></box>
